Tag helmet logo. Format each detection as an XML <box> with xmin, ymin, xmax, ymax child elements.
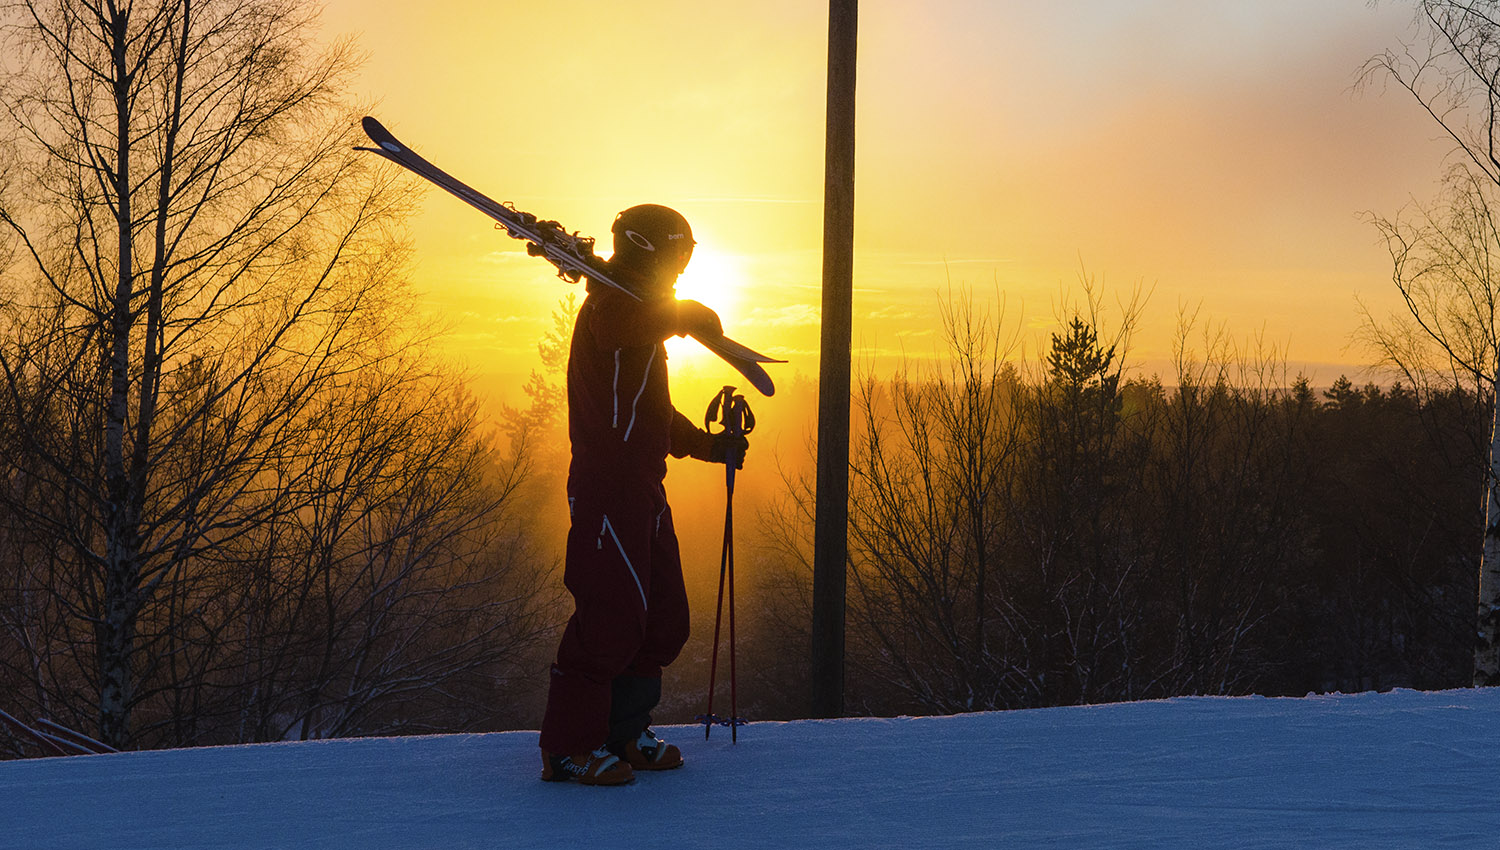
<box><xmin>625</xmin><ymin>230</ymin><xmax>656</xmax><ymax>252</ymax></box>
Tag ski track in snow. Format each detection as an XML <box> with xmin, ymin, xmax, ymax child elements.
<box><xmin>1</xmin><ymin>689</ymin><xmax>1497</xmax><ymax>849</ymax></box>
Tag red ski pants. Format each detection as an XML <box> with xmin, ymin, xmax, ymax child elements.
<box><xmin>539</xmin><ymin>482</ymin><xmax>690</xmax><ymax>756</ymax></box>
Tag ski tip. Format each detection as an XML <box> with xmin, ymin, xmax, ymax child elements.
<box><xmin>743</xmin><ymin>362</ymin><xmax>776</xmax><ymax>397</ymax></box>
<box><xmin>360</xmin><ymin>115</ymin><xmax>399</xmax><ymax>148</ymax></box>
<box><xmin>692</xmin><ymin>332</ymin><xmax>779</xmax><ymax>396</ymax></box>
<box><xmin>359</xmin><ymin>116</ymin><xmax>405</xmax><ymax>156</ymax></box>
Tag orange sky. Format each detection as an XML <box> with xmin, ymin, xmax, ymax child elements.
<box><xmin>319</xmin><ymin>0</ymin><xmax>1451</xmax><ymax>409</ymax></box>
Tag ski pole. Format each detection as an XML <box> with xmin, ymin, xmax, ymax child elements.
<box><xmin>701</xmin><ymin>386</ymin><xmax>753</xmax><ymax>741</ymax></box>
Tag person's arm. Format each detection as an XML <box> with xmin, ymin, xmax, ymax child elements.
<box><xmin>669</xmin><ymin>410</ymin><xmax>713</xmax><ymax>460</ymax></box>
<box><xmin>670</xmin><ymin>410</ymin><xmax>748</xmax><ymax>467</ymax></box>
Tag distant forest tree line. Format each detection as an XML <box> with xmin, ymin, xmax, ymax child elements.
<box><xmin>743</xmin><ymin>294</ymin><xmax>1485</xmax><ymax>719</ymax></box>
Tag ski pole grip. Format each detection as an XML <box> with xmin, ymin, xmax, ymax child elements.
<box><xmin>705</xmin><ymin>386</ymin><xmax>755</xmax><ymax>490</ymax></box>
<box><xmin>705</xmin><ymin>386</ymin><xmax>755</xmax><ymax>439</ymax></box>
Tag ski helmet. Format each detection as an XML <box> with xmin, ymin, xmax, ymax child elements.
<box><xmin>611</xmin><ymin>204</ymin><xmax>695</xmax><ymax>274</ymax></box>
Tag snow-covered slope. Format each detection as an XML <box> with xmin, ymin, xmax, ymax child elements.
<box><xmin>2</xmin><ymin>689</ymin><xmax>1496</xmax><ymax>849</ymax></box>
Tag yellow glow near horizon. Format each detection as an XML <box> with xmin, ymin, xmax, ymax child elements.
<box><xmin>318</xmin><ymin>0</ymin><xmax>1459</xmax><ymax>399</ymax></box>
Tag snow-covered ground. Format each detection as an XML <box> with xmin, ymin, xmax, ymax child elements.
<box><xmin>2</xmin><ymin>688</ymin><xmax>1497</xmax><ymax>849</ymax></box>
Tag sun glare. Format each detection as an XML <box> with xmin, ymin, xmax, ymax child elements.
<box><xmin>666</xmin><ymin>243</ymin><xmax>746</xmax><ymax>366</ymax></box>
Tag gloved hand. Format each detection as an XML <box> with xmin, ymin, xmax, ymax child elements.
<box><xmin>707</xmin><ymin>432</ymin><xmax>749</xmax><ymax>469</ymax></box>
<box><xmin>677</xmin><ymin>299</ymin><xmax>723</xmax><ymax>338</ymax></box>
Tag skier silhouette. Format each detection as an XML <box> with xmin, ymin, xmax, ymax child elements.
<box><xmin>539</xmin><ymin>204</ymin><xmax>746</xmax><ymax>785</ymax></box>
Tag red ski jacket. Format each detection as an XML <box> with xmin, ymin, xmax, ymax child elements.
<box><xmin>567</xmin><ymin>277</ymin><xmax>713</xmax><ymax>488</ymax></box>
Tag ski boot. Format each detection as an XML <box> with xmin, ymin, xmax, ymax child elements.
<box><xmin>609</xmin><ymin>729</ymin><xmax>683</xmax><ymax>771</ymax></box>
<box><xmin>540</xmin><ymin>747</ymin><xmax>635</xmax><ymax>786</ymax></box>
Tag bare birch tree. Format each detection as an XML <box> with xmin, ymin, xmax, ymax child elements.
<box><xmin>1363</xmin><ymin>0</ymin><xmax>1500</xmax><ymax>686</ymax></box>
<box><xmin>0</xmin><ymin>0</ymin><xmax>552</xmax><ymax>748</ymax></box>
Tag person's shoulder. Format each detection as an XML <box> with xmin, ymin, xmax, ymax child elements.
<box><xmin>583</xmin><ymin>274</ymin><xmax>642</xmax><ymax>306</ymax></box>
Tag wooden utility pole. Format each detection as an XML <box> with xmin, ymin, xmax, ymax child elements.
<box><xmin>811</xmin><ymin>0</ymin><xmax>857</xmax><ymax>719</ymax></box>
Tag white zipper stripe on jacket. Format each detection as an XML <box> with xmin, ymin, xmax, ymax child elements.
<box><xmin>621</xmin><ymin>347</ymin><xmax>656</xmax><ymax>442</ymax></box>
<box><xmin>611</xmin><ymin>350</ymin><xmax>621</xmax><ymax>428</ymax></box>
<box><xmin>600</xmin><ymin>515</ymin><xmax>648</xmax><ymax>610</ymax></box>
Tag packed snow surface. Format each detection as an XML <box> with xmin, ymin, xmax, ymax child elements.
<box><xmin>2</xmin><ymin>688</ymin><xmax>1497</xmax><ymax>849</ymax></box>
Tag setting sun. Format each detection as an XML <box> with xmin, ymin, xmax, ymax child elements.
<box><xmin>666</xmin><ymin>239</ymin><xmax>762</xmax><ymax>398</ymax></box>
<box><xmin>673</xmin><ymin>240</ymin><xmax>745</xmax><ymax>325</ymax></box>
<box><xmin>665</xmin><ymin>238</ymin><xmax>749</xmax><ymax>370</ymax></box>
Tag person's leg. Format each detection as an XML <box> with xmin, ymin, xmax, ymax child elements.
<box><xmin>607</xmin><ymin>674</ymin><xmax>662</xmax><ymax>745</ymax></box>
<box><xmin>539</xmin><ymin>495</ymin><xmax>656</xmax><ymax>781</ymax></box>
<box><xmin>607</xmin><ymin>494</ymin><xmax>690</xmax><ymax>769</ymax></box>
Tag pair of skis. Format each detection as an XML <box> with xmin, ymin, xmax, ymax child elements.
<box><xmin>355</xmin><ymin>116</ymin><xmax>783</xmax><ymax>397</ymax></box>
